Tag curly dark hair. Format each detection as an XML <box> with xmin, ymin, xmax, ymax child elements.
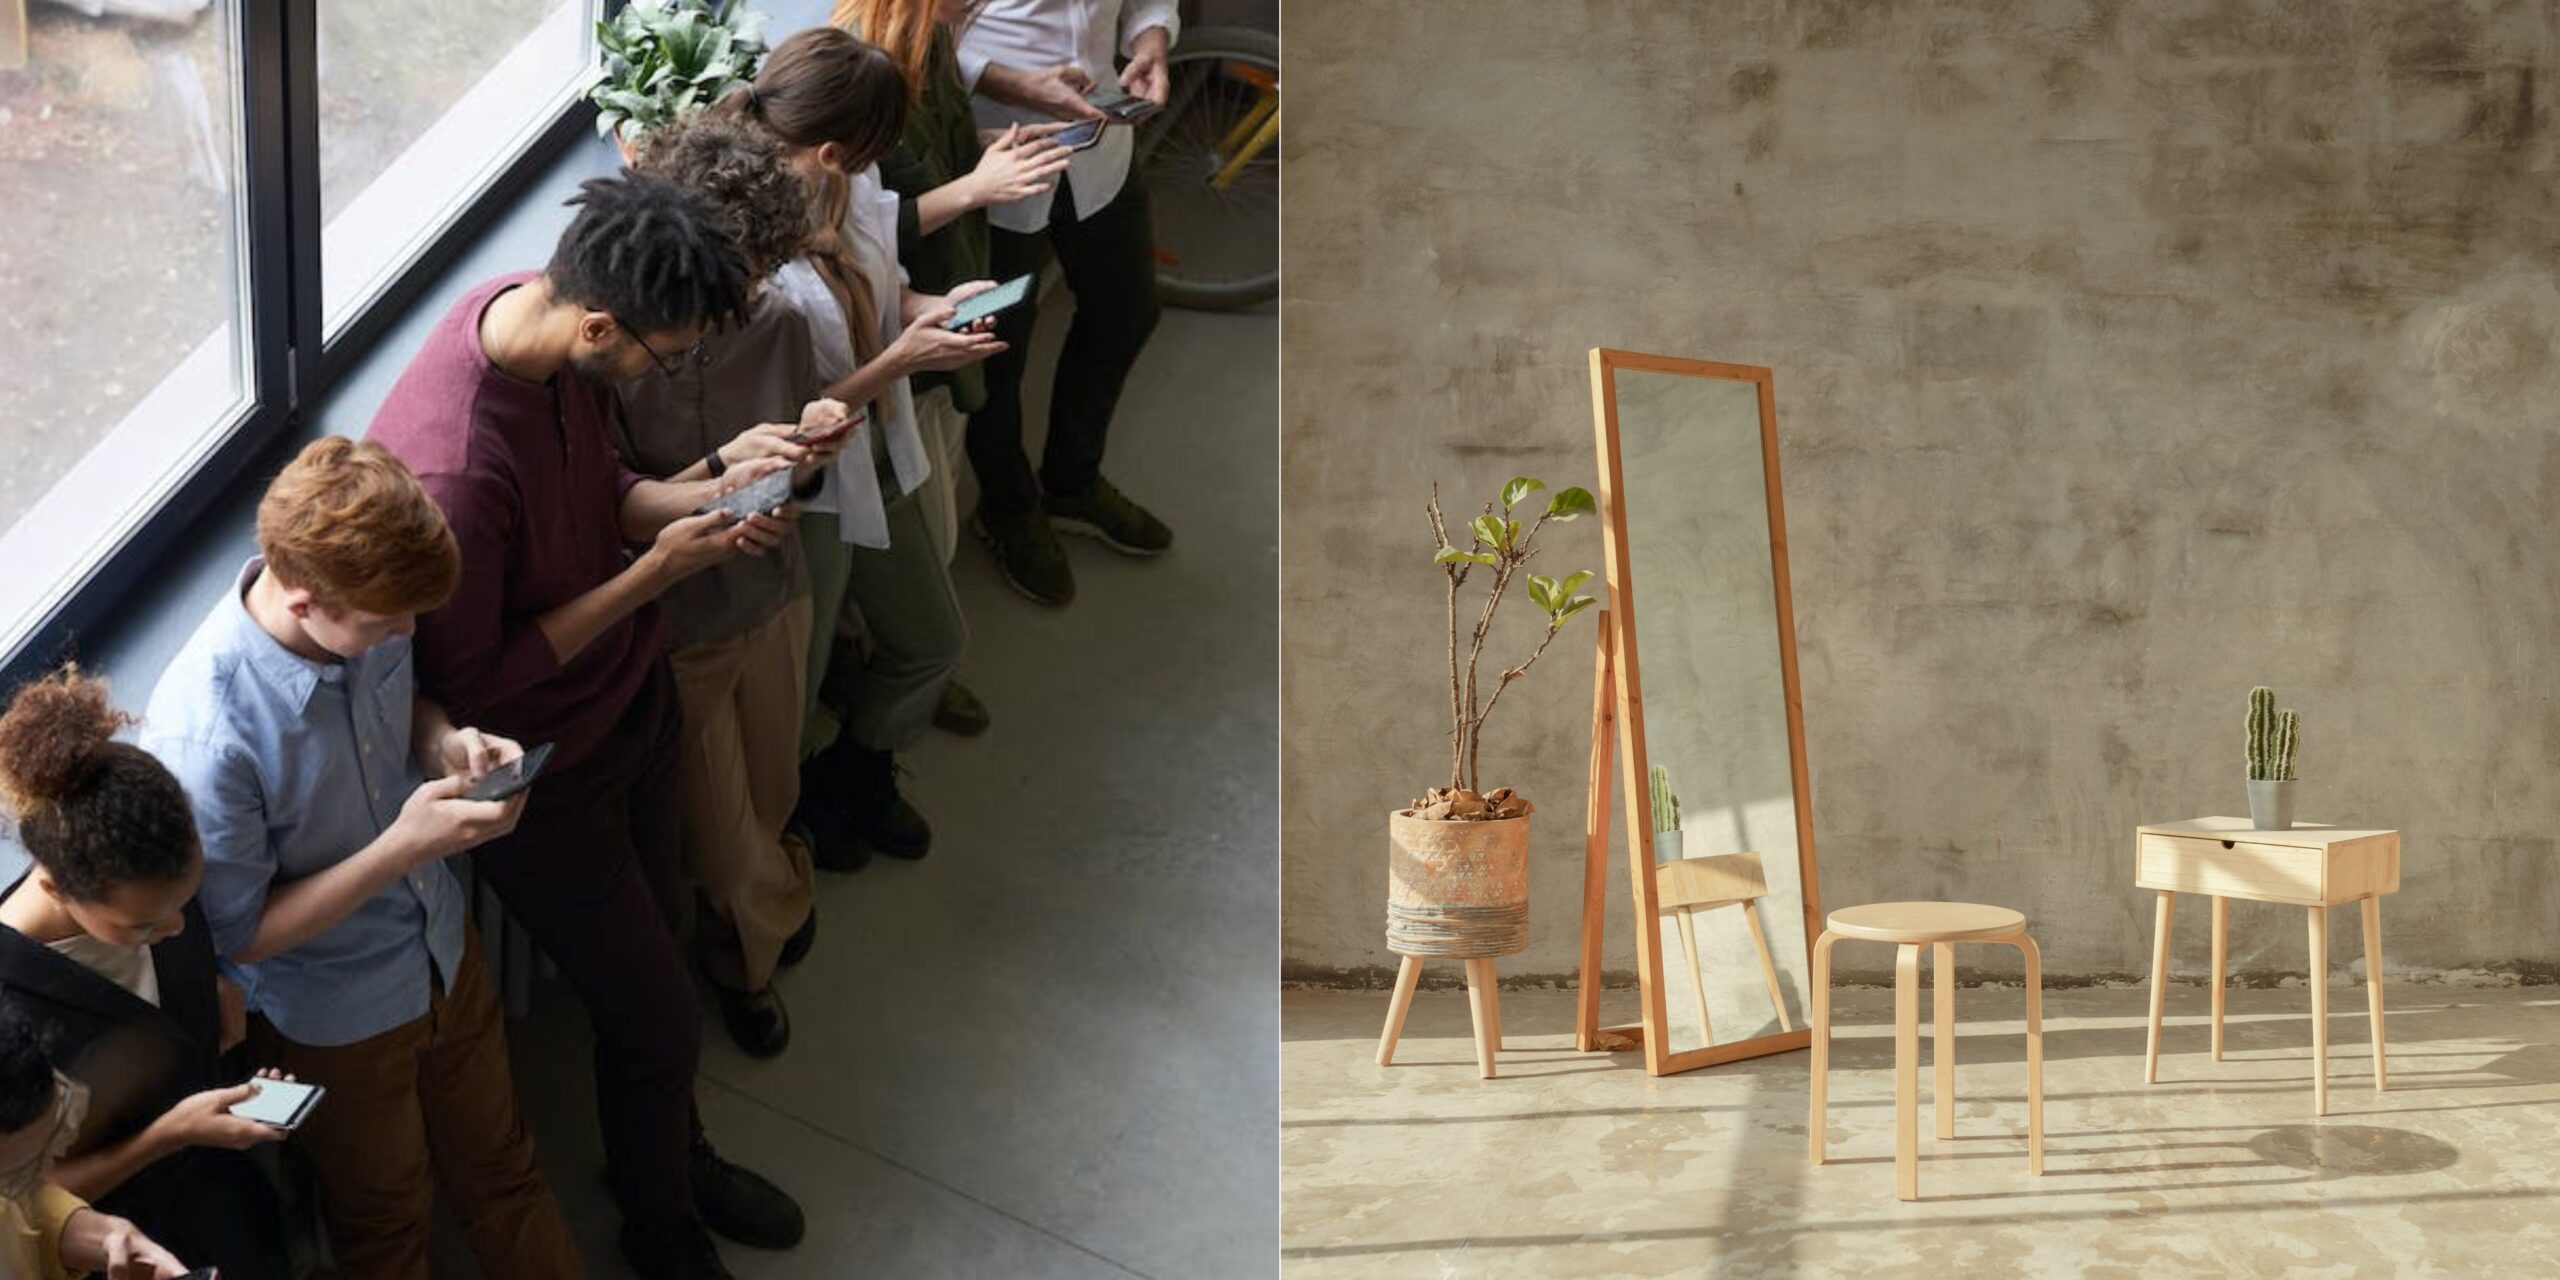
<box><xmin>0</xmin><ymin>666</ymin><xmax>199</xmax><ymax>903</ymax></box>
<box><xmin>0</xmin><ymin>1002</ymin><xmax>52</xmax><ymax>1133</ymax></box>
<box><xmin>635</xmin><ymin>110</ymin><xmax>813</xmax><ymax>279</ymax></box>
<box><xmin>545</xmin><ymin>172</ymin><xmax>752</xmax><ymax>335</ymax></box>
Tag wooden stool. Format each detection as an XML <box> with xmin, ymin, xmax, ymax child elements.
<box><xmin>1809</xmin><ymin>902</ymin><xmax>2044</xmax><ymax>1201</ymax></box>
<box><xmin>1656</xmin><ymin>852</ymin><xmax>1791</xmax><ymax>1044</ymax></box>
<box><xmin>1376</xmin><ymin>957</ymin><xmax>1501</xmax><ymax>1078</ymax></box>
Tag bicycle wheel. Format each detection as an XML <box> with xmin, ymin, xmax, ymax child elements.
<box><xmin>1137</xmin><ymin>25</ymin><xmax>1278</xmax><ymax>311</ymax></box>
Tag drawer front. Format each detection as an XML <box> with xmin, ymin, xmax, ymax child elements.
<box><xmin>2135</xmin><ymin>833</ymin><xmax>2325</xmax><ymax>905</ymax></box>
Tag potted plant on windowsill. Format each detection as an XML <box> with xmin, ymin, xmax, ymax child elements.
<box><xmin>2246</xmin><ymin>685</ymin><xmax>2300</xmax><ymax>830</ymax></box>
<box><xmin>1383</xmin><ymin>478</ymin><xmax>1598</xmax><ymax>961</ymax></box>
<box><xmin>587</xmin><ymin>0</ymin><xmax>769</xmax><ymax>161</ymax></box>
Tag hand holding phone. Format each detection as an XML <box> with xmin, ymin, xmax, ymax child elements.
<box><xmin>227</xmin><ymin>1077</ymin><xmax>325</xmax><ymax>1131</ymax></box>
<box><xmin>1049</xmin><ymin>117</ymin><xmax>1107</xmax><ymax>152</ymax></box>
<box><xmin>1084</xmin><ymin>89</ymin><xmax>1161</xmax><ymax>124</ymax></box>
<box><xmin>788</xmin><ymin>398</ymin><xmax>856</xmax><ymax>446</ymax></box>
<box><xmin>695</xmin><ymin>466</ymin><xmax>797</xmax><ymax>521</ymax></box>
<box><xmin>940</xmin><ymin>274</ymin><xmax>1035</xmax><ymax>332</ymax></box>
<box><xmin>463</xmin><ymin>741</ymin><xmax>555</xmax><ymax>802</ymax></box>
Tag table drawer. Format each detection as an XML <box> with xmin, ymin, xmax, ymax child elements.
<box><xmin>2134</xmin><ymin>832</ymin><xmax>2399</xmax><ymax>906</ymax></box>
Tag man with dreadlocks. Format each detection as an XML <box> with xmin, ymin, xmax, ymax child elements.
<box><xmin>366</xmin><ymin>171</ymin><xmax>806</xmax><ymax>1280</ymax></box>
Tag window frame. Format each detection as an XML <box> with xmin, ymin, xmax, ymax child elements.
<box><xmin>0</xmin><ymin>0</ymin><xmax>614</xmax><ymax>689</ymax></box>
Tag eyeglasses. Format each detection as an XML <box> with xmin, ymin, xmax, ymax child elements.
<box><xmin>0</xmin><ymin>1073</ymin><xmax>87</xmax><ymax>1203</ymax></box>
<box><xmin>616</xmin><ymin>318</ymin><xmax>703</xmax><ymax>377</ymax></box>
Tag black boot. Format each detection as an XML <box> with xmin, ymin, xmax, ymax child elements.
<box><xmin>792</xmin><ymin>766</ymin><xmax>871</xmax><ymax>873</ymax></box>
<box><xmin>692</xmin><ymin>1133</ymin><xmax>805</xmax><ymax>1250</ymax></box>
<box><xmin>620</xmin><ymin>1216</ymin><xmax>734</xmax><ymax>1280</ymax></box>
<box><xmin>825</xmin><ymin>737</ymin><xmax>932</xmax><ymax>861</ymax></box>
<box><xmin>715</xmin><ymin>982</ymin><xmax>791</xmax><ymax>1059</ymax></box>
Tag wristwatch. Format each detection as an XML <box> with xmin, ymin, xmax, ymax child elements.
<box><xmin>704</xmin><ymin>448</ymin><xmax>728</xmax><ymax>478</ymax></box>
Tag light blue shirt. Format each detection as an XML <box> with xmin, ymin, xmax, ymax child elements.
<box><xmin>141</xmin><ymin>559</ymin><xmax>466</xmax><ymax>1048</ymax></box>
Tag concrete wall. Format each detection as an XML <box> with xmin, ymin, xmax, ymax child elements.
<box><xmin>1282</xmin><ymin>0</ymin><xmax>2560</xmax><ymax>987</ymax></box>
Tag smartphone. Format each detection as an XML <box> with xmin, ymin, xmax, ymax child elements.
<box><xmin>228</xmin><ymin>1078</ymin><xmax>324</xmax><ymax>1131</ymax></box>
<box><xmin>463</xmin><ymin>741</ymin><xmax>555</xmax><ymax>803</ymax></box>
<box><xmin>173</xmin><ymin>1271</ymin><xmax>219</xmax><ymax>1280</ymax></box>
<box><xmin>941</xmin><ymin>274</ymin><xmax>1035</xmax><ymax>332</ymax></box>
<box><xmin>1050</xmin><ymin>117</ymin><xmax>1107</xmax><ymax>151</ymax></box>
<box><xmin>1084</xmin><ymin>90</ymin><xmax>1160</xmax><ymax>124</ymax></box>
<box><xmin>695</xmin><ymin>466</ymin><xmax>796</xmax><ymax>521</ymax></box>
<box><xmin>789</xmin><ymin>410</ymin><xmax>858</xmax><ymax>446</ymax></box>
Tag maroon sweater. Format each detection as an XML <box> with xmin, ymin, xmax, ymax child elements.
<box><xmin>366</xmin><ymin>271</ymin><xmax>666</xmax><ymax>769</ymax></box>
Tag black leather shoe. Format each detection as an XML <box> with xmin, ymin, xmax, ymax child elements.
<box><xmin>778</xmin><ymin>904</ymin><xmax>817</xmax><ymax>970</ymax></box>
<box><xmin>716</xmin><ymin>982</ymin><xmax>791</xmax><ymax>1059</ymax></box>
<box><xmin>932</xmin><ymin>678</ymin><xmax>992</xmax><ymax>737</ymax></box>
<box><xmin>791</xmin><ymin>772</ymin><xmax>871</xmax><ymax>873</ymax></box>
<box><xmin>692</xmin><ymin>1136</ymin><xmax>805</xmax><ymax>1250</ymax></box>
<box><xmin>827</xmin><ymin>738</ymin><xmax>931</xmax><ymax>861</ymax></box>
<box><xmin>620</xmin><ymin>1215</ymin><xmax>734</xmax><ymax>1280</ymax></box>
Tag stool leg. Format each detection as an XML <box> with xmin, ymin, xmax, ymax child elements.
<box><xmin>1675</xmin><ymin>907</ymin><xmax>1714</xmax><ymax>1046</ymax></box>
<box><xmin>2146</xmin><ymin>891</ymin><xmax>2174</xmax><ymax>1084</ymax></box>
<box><xmin>1932</xmin><ymin>942</ymin><xmax>1955</xmax><ymax>1141</ymax></box>
<box><xmin>1464</xmin><ymin>958</ymin><xmax>1499</xmax><ymax>1079</ymax></box>
<box><xmin>1376</xmin><ymin>956</ymin><xmax>1423</xmax><ymax>1067</ymax></box>
<box><xmin>2211</xmin><ymin>895</ymin><xmax>2227</xmax><ymax>1061</ymax></box>
<box><xmin>2308</xmin><ymin>906</ymin><xmax>2328</xmax><ymax>1116</ymax></box>
<box><xmin>2363</xmin><ymin>895</ymin><xmax>2386</xmax><ymax>1093</ymax></box>
<box><xmin>2018</xmin><ymin>934</ymin><xmax>2044</xmax><ymax>1176</ymax></box>
<box><xmin>1744</xmin><ymin>898</ymin><xmax>1791</xmax><ymax>1032</ymax></box>
<box><xmin>1895</xmin><ymin>942</ymin><xmax>1922</xmax><ymax>1201</ymax></box>
<box><xmin>1809</xmin><ymin>930</ymin><xmax>1839</xmax><ymax>1165</ymax></box>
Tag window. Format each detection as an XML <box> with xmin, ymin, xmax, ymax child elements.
<box><xmin>0</xmin><ymin>3</ymin><xmax>602</xmax><ymax>679</ymax></box>
<box><xmin>319</xmin><ymin>1</ymin><xmax>595</xmax><ymax>337</ymax></box>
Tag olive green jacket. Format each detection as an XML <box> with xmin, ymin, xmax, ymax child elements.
<box><xmin>883</xmin><ymin>27</ymin><xmax>994</xmax><ymax>413</ymax></box>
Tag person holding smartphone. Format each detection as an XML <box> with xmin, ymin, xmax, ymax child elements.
<box><xmin>139</xmin><ymin>437</ymin><xmax>580</xmax><ymax>1279</ymax></box>
<box><xmin>618</xmin><ymin>111</ymin><xmax>869</xmax><ymax>1058</ymax></box>
<box><xmin>952</xmin><ymin>0</ymin><xmax>1180</xmax><ymax>608</ymax></box>
<box><xmin>734</xmin><ymin>29</ymin><xmax>1004</xmax><ymax>870</ymax></box>
<box><xmin>364</xmin><ymin>173</ymin><xmax>805</xmax><ymax>1279</ymax></box>
<box><xmin>0</xmin><ymin>1005</ymin><xmax>189</xmax><ymax>1280</ymax></box>
<box><xmin>0</xmin><ymin>669</ymin><xmax>292</xmax><ymax>1278</ymax></box>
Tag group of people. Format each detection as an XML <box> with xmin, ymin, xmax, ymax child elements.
<box><xmin>0</xmin><ymin>1</ymin><xmax>1183</xmax><ymax>1277</ymax></box>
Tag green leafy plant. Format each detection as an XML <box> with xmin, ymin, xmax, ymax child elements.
<box><xmin>2246</xmin><ymin>686</ymin><xmax>2300</xmax><ymax>781</ymax></box>
<box><xmin>1650</xmin><ymin>765</ymin><xmax>1681</xmax><ymax>835</ymax></box>
<box><xmin>587</xmin><ymin>0</ymin><xmax>770</xmax><ymax>145</ymax></box>
<box><xmin>1409</xmin><ymin>477</ymin><xmax>1599</xmax><ymax>820</ymax></box>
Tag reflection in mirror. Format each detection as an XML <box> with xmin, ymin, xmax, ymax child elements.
<box><xmin>1616</xmin><ymin>369</ymin><xmax>1810</xmax><ymax>1058</ymax></box>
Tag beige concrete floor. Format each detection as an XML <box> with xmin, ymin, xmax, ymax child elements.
<box><xmin>1283</xmin><ymin>984</ymin><xmax>2560</xmax><ymax>1278</ymax></box>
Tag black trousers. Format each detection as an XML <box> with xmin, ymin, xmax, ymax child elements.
<box><xmin>969</xmin><ymin>172</ymin><xmax>1163</xmax><ymax>516</ymax></box>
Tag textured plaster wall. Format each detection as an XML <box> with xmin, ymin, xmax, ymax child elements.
<box><xmin>1281</xmin><ymin>0</ymin><xmax>2560</xmax><ymax>986</ymax></box>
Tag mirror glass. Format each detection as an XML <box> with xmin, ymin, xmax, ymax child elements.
<box><xmin>1615</xmin><ymin>367</ymin><xmax>1811</xmax><ymax>1059</ymax></box>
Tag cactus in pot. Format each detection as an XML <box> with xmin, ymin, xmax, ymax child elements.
<box><xmin>1650</xmin><ymin>764</ymin><xmax>1683</xmax><ymax>863</ymax></box>
<box><xmin>2245</xmin><ymin>686</ymin><xmax>2300</xmax><ymax>829</ymax></box>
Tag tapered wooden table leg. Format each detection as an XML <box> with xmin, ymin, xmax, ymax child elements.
<box><xmin>1744</xmin><ymin>899</ymin><xmax>1791</xmax><ymax>1032</ymax></box>
<box><xmin>2308</xmin><ymin>907</ymin><xmax>2328</xmax><ymax>1116</ymax></box>
<box><xmin>2210</xmin><ymin>895</ymin><xmax>2227</xmax><ymax>1061</ymax></box>
<box><xmin>1464</xmin><ymin>959</ymin><xmax>1499</xmax><ymax>1079</ymax></box>
<box><xmin>1675</xmin><ymin>907</ymin><xmax>1714</xmax><ymax>1045</ymax></box>
<box><xmin>1376</xmin><ymin>955</ymin><xmax>1422</xmax><ymax>1066</ymax></box>
<box><xmin>1894</xmin><ymin>943</ymin><xmax>1921</xmax><ymax>1201</ymax></box>
<box><xmin>1809</xmin><ymin>931</ymin><xmax>1837</xmax><ymax>1165</ymax></box>
<box><xmin>2146</xmin><ymin>891</ymin><xmax>2174</xmax><ymax>1083</ymax></box>
<box><xmin>1932</xmin><ymin>942</ymin><xmax>1955</xmax><ymax>1141</ymax></box>
<box><xmin>2362</xmin><ymin>895</ymin><xmax>2386</xmax><ymax>1092</ymax></box>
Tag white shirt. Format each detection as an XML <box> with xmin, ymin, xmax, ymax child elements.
<box><xmin>48</xmin><ymin>933</ymin><xmax>160</xmax><ymax>1007</ymax></box>
<box><xmin>956</xmin><ymin>0</ymin><xmax>1180</xmax><ymax>232</ymax></box>
<box><xmin>769</xmin><ymin>164</ymin><xmax>931</xmax><ymax>549</ymax></box>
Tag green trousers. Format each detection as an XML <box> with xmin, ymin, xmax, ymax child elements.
<box><xmin>798</xmin><ymin>486</ymin><xmax>970</xmax><ymax>758</ymax></box>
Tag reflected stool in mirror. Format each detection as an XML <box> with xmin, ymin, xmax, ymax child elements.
<box><xmin>1656</xmin><ymin>852</ymin><xmax>1792</xmax><ymax>1044</ymax></box>
<box><xmin>1809</xmin><ymin>902</ymin><xmax>2043</xmax><ymax>1201</ymax></box>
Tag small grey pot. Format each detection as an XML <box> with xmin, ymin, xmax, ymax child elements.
<box><xmin>1653</xmin><ymin>829</ymin><xmax>1684</xmax><ymax>865</ymax></box>
<box><xmin>2247</xmin><ymin>779</ymin><xmax>2295</xmax><ymax>831</ymax></box>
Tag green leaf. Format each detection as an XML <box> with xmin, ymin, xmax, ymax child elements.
<box><xmin>1434</xmin><ymin>545</ymin><xmax>1470</xmax><ymax>566</ymax></box>
<box><xmin>1500</xmin><ymin>476</ymin><xmax>1544</xmax><ymax>509</ymax></box>
<box><xmin>1557</xmin><ymin>595</ymin><xmax>1598</xmax><ymax>622</ymax></box>
<box><xmin>1546</xmin><ymin>487</ymin><xmax>1597</xmax><ymax>521</ymax></box>
<box><xmin>1559</xmin><ymin>569</ymin><xmax>1594</xmax><ymax>596</ymax></box>
<box><xmin>1525</xmin><ymin>574</ymin><xmax>1558</xmax><ymax>611</ymax></box>
<box><xmin>1505</xmin><ymin>518</ymin><xmax>1521</xmax><ymax>547</ymax></box>
<box><xmin>1470</xmin><ymin>513</ymin><xmax>1507</xmax><ymax>551</ymax></box>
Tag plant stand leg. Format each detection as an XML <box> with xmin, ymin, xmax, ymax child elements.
<box><xmin>1744</xmin><ymin>898</ymin><xmax>1791</xmax><ymax>1032</ymax></box>
<box><xmin>2211</xmin><ymin>895</ymin><xmax>2227</xmax><ymax>1061</ymax></box>
<box><xmin>1464</xmin><ymin>958</ymin><xmax>1499</xmax><ymax>1079</ymax></box>
<box><xmin>1933</xmin><ymin>942</ymin><xmax>1956</xmax><ymax>1141</ymax></box>
<box><xmin>2308</xmin><ymin>906</ymin><xmax>2328</xmax><ymax>1117</ymax></box>
<box><xmin>1376</xmin><ymin>955</ymin><xmax>1422</xmax><ymax>1067</ymax></box>
<box><xmin>1809</xmin><ymin>930</ymin><xmax>1838</xmax><ymax>1165</ymax></box>
<box><xmin>1895</xmin><ymin>943</ymin><xmax>1922</xmax><ymax>1201</ymax></box>
<box><xmin>2363</xmin><ymin>895</ymin><xmax>2386</xmax><ymax>1093</ymax></box>
<box><xmin>1675</xmin><ymin>907</ymin><xmax>1714</xmax><ymax>1046</ymax></box>
<box><xmin>2146</xmin><ymin>891</ymin><xmax>2174</xmax><ymax>1084</ymax></box>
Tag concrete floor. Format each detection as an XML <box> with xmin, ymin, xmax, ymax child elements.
<box><xmin>476</xmin><ymin>294</ymin><xmax>1279</xmax><ymax>1279</ymax></box>
<box><xmin>1282</xmin><ymin>984</ymin><xmax>2560</xmax><ymax>1278</ymax></box>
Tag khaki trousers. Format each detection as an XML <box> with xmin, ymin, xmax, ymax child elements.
<box><xmin>248</xmin><ymin>936</ymin><xmax>580</xmax><ymax>1280</ymax></box>
<box><xmin>669</xmin><ymin>596</ymin><xmax>818</xmax><ymax>991</ymax></box>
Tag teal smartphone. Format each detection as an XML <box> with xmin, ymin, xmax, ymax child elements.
<box><xmin>942</xmin><ymin>274</ymin><xmax>1035</xmax><ymax>331</ymax></box>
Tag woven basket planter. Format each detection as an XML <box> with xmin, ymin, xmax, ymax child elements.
<box><xmin>1385</xmin><ymin>810</ymin><xmax>1529</xmax><ymax>960</ymax></box>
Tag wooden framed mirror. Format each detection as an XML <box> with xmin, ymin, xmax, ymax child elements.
<box><xmin>1575</xmin><ymin>349</ymin><xmax>1821</xmax><ymax>1076</ymax></box>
